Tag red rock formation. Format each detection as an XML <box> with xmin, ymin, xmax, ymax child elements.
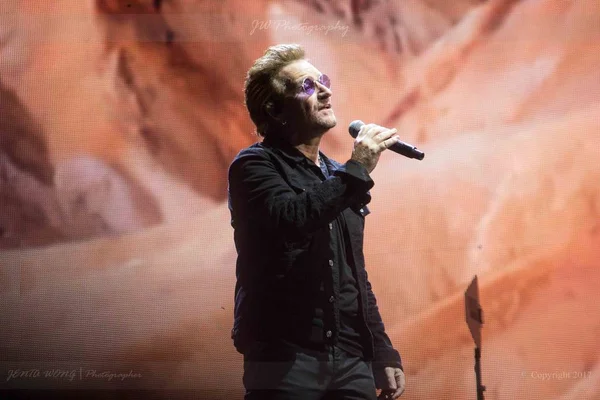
<box><xmin>0</xmin><ymin>0</ymin><xmax>272</xmax><ymax>247</ymax></box>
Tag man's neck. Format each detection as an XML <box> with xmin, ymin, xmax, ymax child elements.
<box><xmin>270</xmin><ymin>126</ymin><xmax>325</xmax><ymax>165</ymax></box>
<box><xmin>295</xmin><ymin>136</ymin><xmax>321</xmax><ymax>166</ymax></box>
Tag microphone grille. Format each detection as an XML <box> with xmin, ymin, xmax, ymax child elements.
<box><xmin>348</xmin><ymin>120</ymin><xmax>364</xmax><ymax>138</ymax></box>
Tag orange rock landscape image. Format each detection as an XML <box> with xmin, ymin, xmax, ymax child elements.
<box><xmin>1</xmin><ymin>0</ymin><xmax>599</xmax><ymax>399</ymax></box>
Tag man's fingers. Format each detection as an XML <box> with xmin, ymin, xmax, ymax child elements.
<box><xmin>356</xmin><ymin>124</ymin><xmax>399</xmax><ymax>154</ymax></box>
<box><xmin>374</xmin><ymin>128</ymin><xmax>397</xmax><ymax>143</ymax></box>
<box><xmin>358</xmin><ymin>123</ymin><xmax>378</xmax><ymax>138</ymax></box>
<box><xmin>392</xmin><ymin>370</ymin><xmax>406</xmax><ymax>399</ymax></box>
<box><xmin>392</xmin><ymin>387</ymin><xmax>404</xmax><ymax>399</ymax></box>
<box><xmin>359</xmin><ymin>124</ymin><xmax>395</xmax><ymax>140</ymax></box>
<box><xmin>380</xmin><ymin>135</ymin><xmax>400</xmax><ymax>151</ymax></box>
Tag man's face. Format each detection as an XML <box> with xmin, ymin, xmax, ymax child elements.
<box><xmin>276</xmin><ymin>60</ymin><xmax>336</xmax><ymax>137</ymax></box>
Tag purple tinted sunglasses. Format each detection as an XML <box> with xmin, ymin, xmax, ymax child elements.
<box><xmin>300</xmin><ymin>74</ymin><xmax>331</xmax><ymax>96</ymax></box>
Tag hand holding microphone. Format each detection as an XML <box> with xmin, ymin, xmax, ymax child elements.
<box><xmin>349</xmin><ymin>120</ymin><xmax>425</xmax><ymax>165</ymax></box>
<box><xmin>349</xmin><ymin>122</ymin><xmax>402</xmax><ymax>173</ymax></box>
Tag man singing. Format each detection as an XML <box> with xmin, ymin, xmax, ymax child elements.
<box><xmin>228</xmin><ymin>43</ymin><xmax>405</xmax><ymax>400</ymax></box>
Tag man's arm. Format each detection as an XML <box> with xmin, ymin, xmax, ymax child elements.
<box><xmin>363</xmin><ymin>268</ymin><xmax>403</xmax><ymax>371</ymax></box>
<box><xmin>228</xmin><ymin>148</ymin><xmax>373</xmax><ymax>236</ymax></box>
<box><xmin>363</xmin><ymin>269</ymin><xmax>406</xmax><ymax>398</ymax></box>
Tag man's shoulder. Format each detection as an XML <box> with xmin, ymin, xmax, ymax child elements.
<box><xmin>231</xmin><ymin>142</ymin><xmax>273</xmax><ymax>164</ymax></box>
<box><xmin>235</xmin><ymin>141</ymin><xmax>266</xmax><ymax>155</ymax></box>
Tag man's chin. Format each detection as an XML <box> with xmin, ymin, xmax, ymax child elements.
<box><xmin>306</xmin><ymin>115</ymin><xmax>336</xmax><ymax>136</ymax></box>
<box><xmin>318</xmin><ymin>116</ymin><xmax>337</xmax><ymax>130</ymax></box>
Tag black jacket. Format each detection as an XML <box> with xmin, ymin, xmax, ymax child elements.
<box><xmin>228</xmin><ymin>136</ymin><xmax>402</xmax><ymax>371</ymax></box>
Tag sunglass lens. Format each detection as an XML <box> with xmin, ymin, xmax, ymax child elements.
<box><xmin>302</xmin><ymin>78</ymin><xmax>315</xmax><ymax>95</ymax></box>
<box><xmin>320</xmin><ymin>74</ymin><xmax>330</xmax><ymax>89</ymax></box>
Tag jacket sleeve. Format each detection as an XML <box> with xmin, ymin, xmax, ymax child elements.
<box><xmin>228</xmin><ymin>148</ymin><xmax>373</xmax><ymax>236</ymax></box>
<box><xmin>364</xmin><ymin>268</ymin><xmax>404</xmax><ymax>373</ymax></box>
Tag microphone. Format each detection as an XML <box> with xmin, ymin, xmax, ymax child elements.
<box><xmin>349</xmin><ymin>120</ymin><xmax>425</xmax><ymax>160</ymax></box>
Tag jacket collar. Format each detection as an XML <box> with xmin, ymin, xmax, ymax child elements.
<box><xmin>262</xmin><ymin>135</ymin><xmax>338</xmax><ymax>171</ymax></box>
<box><xmin>262</xmin><ymin>135</ymin><xmax>307</xmax><ymax>165</ymax></box>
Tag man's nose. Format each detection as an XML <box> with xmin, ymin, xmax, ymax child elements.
<box><xmin>317</xmin><ymin>84</ymin><xmax>332</xmax><ymax>98</ymax></box>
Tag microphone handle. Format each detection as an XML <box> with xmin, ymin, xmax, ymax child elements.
<box><xmin>389</xmin><ymin>141</ymin><xmax>425</xmax><ymax>160</ymax></box>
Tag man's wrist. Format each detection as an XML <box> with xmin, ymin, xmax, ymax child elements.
<box><xmin>334</xmin><ymin>159</ymin><xmax>374</xmax><ymax>188</ymax></box>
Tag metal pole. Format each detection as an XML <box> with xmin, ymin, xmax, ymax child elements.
<box><xmin>475</xmin><ymin>346</ymin><xmax>485</xmax><ymax>400</ymax></box>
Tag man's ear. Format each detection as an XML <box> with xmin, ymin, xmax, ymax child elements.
<box><xmin>265</xmin><ymin>101</ymin><xmax>283</xmax><ymax>122</ymax></box>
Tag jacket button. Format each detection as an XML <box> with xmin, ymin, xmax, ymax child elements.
<box><xmin>328</xmin><ymin>296</ymin><xmax>335</xmax><ymax>303</ymax></box>
<box><xmin>328</xmin><ymin>260</ymin><xmax>334</xmax><ymax>266</ymax></box>
<box><xmin>325</xmin><ymin>330</ymin><xmax>332</xmax><ymax>338</ymax></box>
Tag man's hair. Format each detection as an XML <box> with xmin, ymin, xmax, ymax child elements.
<box><xmin>244</xmin><ymin>44</ymin><xmax>305</xmax><ymax>137</ymax></box>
